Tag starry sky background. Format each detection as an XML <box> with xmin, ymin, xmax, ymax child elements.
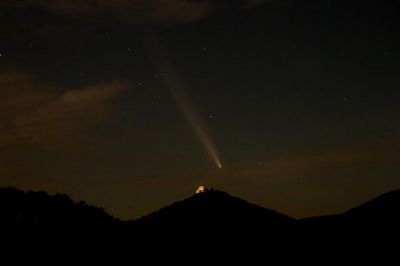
<box><xmin>1</xmin><ymin>0</ymin><xmax>400</xmax><ymax>220</ymax></box>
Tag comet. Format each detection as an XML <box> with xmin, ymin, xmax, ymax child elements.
<box><xmin>143</xmin><ymin>31</ymin><xmax>223</xmax><ymax>169</ymax></box>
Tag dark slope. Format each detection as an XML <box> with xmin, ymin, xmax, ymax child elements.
<box><xmin>298</xmin><ymin>190</ymin><xmax>400</xmax><ymax>245</ymax></box>
<box><xmin>137</xmin><ymin>191</ymin><xmax>294</xmax><ymax>229</ymax></box>
<box><xmin>345</xmin><ymin>190</ymin><xmax>400</xmax><ymax>221</ymax></box>
<box><xmin>0</xmin><ymin>187</ymin><xmax>120</xmax><ymax>236</ymax></box>
<box><xmin>0</xmin><ymin>186</ymin><xmax>399</xmax><ymax>259</ymax></box>
<box><xmin>130</xmin><ymin>191</ymin><xmax>295</xmax><ymax>247</ymax></box>
<box><xmin>301</xmin><ymin>190</ymin><xmax>400</xmax><ymax>224</ymax></box>
<box><xmin>1</xmin><ymin>186</ymin><xmax>400</xmax><ymax>250</ymax></box>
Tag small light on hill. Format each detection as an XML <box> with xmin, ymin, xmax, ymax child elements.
<box><xmin>196</xmin><ymin>186</ymin><xmax>206</xmax><ymax>194</ymax></box>
<box><xmin>196</xmin><ymin>186</ymin><xmax>214</xmax><ymax>194</ymax></box>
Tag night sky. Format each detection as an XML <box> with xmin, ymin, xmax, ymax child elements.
<box><xmin>1</xmin><ymin>0</ymin><xmax>399</xmax><ymax>220</ymax></box>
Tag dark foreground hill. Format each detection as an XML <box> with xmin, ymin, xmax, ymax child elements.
<box><xmin>0</xmin><ymin>187</ymin><xmax>120</xmax><ymax>237</ymax></box>
<box><xmin>2</xmin><ymin>187</ymin><xmax>400</xmax><ymax>234</ymax></box>
<box><xmin>131</xmin><ymin>189</ymin><xmax>294</xmax><ymax>237</ymax></box>
<box><xmin>1</xmin><ymin>187</ymin><xmax>400</xmax><ymax>258</ymax></box>
<box><xmin>300</xmin><ymin>189</ymin><xmax>400</xmax><ymax>227</ymax></box>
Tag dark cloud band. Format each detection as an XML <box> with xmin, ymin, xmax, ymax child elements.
<box><xmin>0</xmin><ymin>0</ymin><xmax>274</xmax><ymax>24</ymax></box>
<box><xmin>0</xmin><ymin>0</ymin><xmax>211</xmax><ymax>24</ymax></box>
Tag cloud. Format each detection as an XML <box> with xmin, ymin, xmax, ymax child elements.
<box><xmin>237</xmin><ymin>139</ymin><xmax>400</xmax><ymax>186</ymax></box>
<box><xmin>0</xmin><ymin>71</ymin><xmax>127</xmax><ymax>150</ymax></box>
<box><xmin>0</xmin><ymin>0</ymin><xmax>276</xmax><ymax>24</ymax></box>
<box><xmin>0</xmin><ymin>0</ymin><xmax>212</xmax><ymax>24</ymax></box>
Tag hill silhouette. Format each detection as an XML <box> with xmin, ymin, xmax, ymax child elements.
<box><xmin>300</xmin><ymin>189</ymin><xmax>400</xmax><ymax>222</ymax></box>
<box><xmin>0</xmin><ymin>187</ymin><xmax>119</xmax><ymax>237</ymax></box>
<box><xmin>1</xmin><ymin>186</ymin><xmax>400</xmax><ymax>256</ymax></box>
<box><xmin>2</xmin><ymin>187</ymin><xmax>400</xmax><ymax>233</ymax></box>
<box><xmin>130</xmin><ymin>189</ymin><xmax>294</xmax><ymax>240</ymax></box>
<box><xmin>294</xmin><ymin>190</ymin><xmax>400</xmax><ymax>261</ymax></box>
<box><xmin>137</xmin><ymin>189</ymin><xmax>294</xmax><ymax>224</ymax></box>
<box><xmin>345</xmin><ymin>189</ymin><xmax>400</xmax><ymax>220</ymax></box>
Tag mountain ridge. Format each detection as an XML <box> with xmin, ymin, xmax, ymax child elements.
<box><xmin>2</xmin><ymin>187</ymin><xmax>400</xmax><ymax>220</ymax></box>
<box><xmin>1</xmin><ymin>186</ymin><xmax>399</xmax><ymax>259</ymax></box>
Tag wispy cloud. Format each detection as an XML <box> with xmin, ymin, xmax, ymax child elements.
<box><xmin>0</xmin><ymin>71</ymin><xmax>127</xmax><ymax>150</ymax></box>
<box><xmin>0</xmin><ymin>0</ymin><xmax>277</xmax><ymax>24</ymax></box>
<box><xmin>239</xmin><ymin>139</ymin><xmax>400</xmax><ymax>185</ymax></box>
<box><xmin>0</xmin><ymin>0</ymin><xmax>211</xmax><ymax>24</ymax></box>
